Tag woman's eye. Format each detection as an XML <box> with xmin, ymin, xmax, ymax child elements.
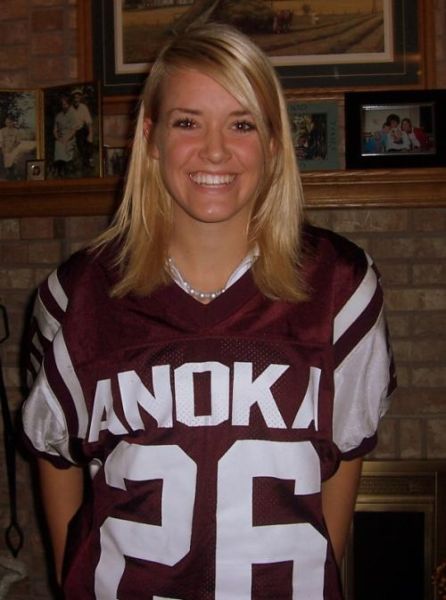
<box><xmin>233</xmin><ymin>120</ymin><xmax>256</xmax><ymax>132</ymax></box>
<box><xmin>173</xmin><ymin>118</ymin><xmax>196</xmax><ymax>128</ymax></box>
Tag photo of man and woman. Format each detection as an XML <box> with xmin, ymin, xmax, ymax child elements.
<box><xmin>43</xmin><ymin>82</ymin><xmax>101</xmax><ymax>179</ymax></box>
<box><xmin>361</xmin><ymin>102</ymin><xmax>435</xmax><ymax>157</ymax></box>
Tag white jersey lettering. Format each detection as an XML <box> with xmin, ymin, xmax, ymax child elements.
<box><xmin>232</xmin><ymin>362</ymin><xmax>288</xmax><ymax>428</ymax></box>
<box><xmin>87</xmin><ymin>361</ymin><xmax>321</xmax><ymax>440</ymax></box>
<box><xmin>175</xmin><ymin>361</ymin><xmax>230</xmax><ymax>426</ymax></box>
<box><xmin>89</xmin><ymin>378</ymin><xmax>128</xmax><ymax>443</ymax></box>
<box><xmin>96</xmin><ymin>440</ymin><xmax>325</xmax><ymax>599</ymax></box>
<box><xmin>292</xmin><ymin>366</ymin><xmax>321</xmax><ymax>429</ymax></box>
<box><xmin>216</xmin><ymin>440</ymin><xmax>326</xmax><ymax>599</ymax></box>
<box><xmin>95</xmin><ymin>443</ymin><xmax>197</xmax><ymax>599</ymax></box>
<box><xmin>119</xmin><ymin>366</ymin><xmax>173</xmax><ymax>429</ymax></box>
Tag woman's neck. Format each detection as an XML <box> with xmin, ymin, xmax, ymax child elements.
<box><xmin>168</xmin><ymin>222</ymin><xmax>251</xmax><ymax>295</ymax></box>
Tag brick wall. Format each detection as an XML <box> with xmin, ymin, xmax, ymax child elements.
<box><xmin>307</xmin><ymin>206</ymin><xmax>446</xmax><ymax>461</ymax></box>
<box><xmin>0</xmin><ymin>0</ymin><xmax>78</xmax><ymax>89</ymax></box>
<box><xmin>0</xmin><ymin>1</ymin><xmax>445</xmax><ymax>599</ymax></box>
<box><xmin>0</xmin><ymin>216</ymin><xmax>109</xmax><ymax>600</ymax></box>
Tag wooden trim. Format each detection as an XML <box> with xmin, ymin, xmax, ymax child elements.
<box><xmin>77</xmin><ymin>0</ymin><xmax>93</xmax><ymax>81</ymax></box>
<box><xmin>1</xmin><ymin>169</ymin><xmax>445</xmax><ymax>218</ymax></box>
<box><xmin>103</xmin><ymin>95</ymin><xmax>139</xmax><ymax>117</ymax></box>
<box><xmin>303</xmin><ymin>168</ymin><xmax>446</xmax><ymax>208</ymax></box>
<box><xmin>0</xmin><ymin>177</ymin><xmax>121</xmax><ymax>217</ymax></box>
<box><xmin>420</xmin><ymin>0</ymin><xmax>437</xmax><ymax>88</ymax></box>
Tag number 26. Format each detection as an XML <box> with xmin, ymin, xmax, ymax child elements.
<box><xmin>95</xmin><ymin>440</ymin><xmax>326</xmax><ymax>599</ymax></box>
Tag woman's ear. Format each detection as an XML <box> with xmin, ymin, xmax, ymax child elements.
<box><xmin>144</xmin><ymin>117</ymin><xmax>159</xmax><ymax>158</ymax></box>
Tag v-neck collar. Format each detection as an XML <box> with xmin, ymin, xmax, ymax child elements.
<box><xmin>151</xmin><ymin>267</ymin><xmax>260</xmax><ymax>331</ymax></box>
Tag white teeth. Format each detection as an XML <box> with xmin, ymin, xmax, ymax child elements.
<box><xmin>190</xmin><ymin>172</ymin><xmax>235</xmax><ymax>185</ymax></box>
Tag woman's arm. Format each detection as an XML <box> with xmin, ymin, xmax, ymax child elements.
<box><xmin>37</xmin><ymin>458</ymin><xmax>84</xmax><ymax>583</ymax></box>
<box><xmin>321</xmin><ymin>457</ymin><xmax>363</xmax><ymax>566</ymax></box>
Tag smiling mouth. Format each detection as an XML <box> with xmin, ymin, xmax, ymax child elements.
<box><xmin>189</xmin><ymin>172</ymin><xmax>235</xmax><ymax>186</ymax></box>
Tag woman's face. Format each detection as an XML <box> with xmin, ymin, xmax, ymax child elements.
<box><xmin>148</xmin><ymin>68</ymin><xmax>265</xmax><ymax>231</ymax></box>
<box><xmin>401</xmin><ymin>120</ymin><xmax>412</xmax><ymax>133</ymax></box>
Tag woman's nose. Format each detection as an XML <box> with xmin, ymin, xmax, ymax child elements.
<box><xmin>199</xmin><ymin>126</ymin><xmax>231</xmax><ymax>163</ymax></box>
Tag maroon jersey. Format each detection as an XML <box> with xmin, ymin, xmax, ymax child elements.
<box><xmin>22</xmin><ymin>225</ymin><xmax>395</xmax><ymax>599</ymax></box>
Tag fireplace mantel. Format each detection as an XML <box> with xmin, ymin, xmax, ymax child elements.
<box><xmin>1</xmin><ymin>168</ymin><xmax>446</xmax><ymax>217</ymax></box>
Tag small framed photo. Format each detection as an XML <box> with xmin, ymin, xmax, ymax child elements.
<box><xmin>104</xmin><ymin>146</ymin><xmax>128</xmax><ymax>177</ymax></box>
<box><xmin>0</xmin><ymin>89</ymin><xmax>42</xmax><ymax>181</ymax></box>
<box><xmin>287</xmin><ymin>97</ymin><xmax>343</xmax><ymax>172</ymax></box>
<box><xmin>26</xmin><ymin>159</ymin><xmax>45</xmax><ymax>181</ymax></box>
<box><xmin>345</xmin><ymin>90</ymin><xmax>446</xmax><ymax>169</ymax></box>
<box><xmin>43</xmin><ymin>82</ymin><xmax>102</xmax><ymax>179</ymax></box>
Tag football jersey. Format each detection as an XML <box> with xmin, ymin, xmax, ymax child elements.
<box><xmin>22</xmin><ymin>225</ymin><xmax>395</xmax><ymax>600</ymax></box>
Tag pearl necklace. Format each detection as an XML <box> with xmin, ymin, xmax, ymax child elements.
<box><xmin>167</xmin><ymin>257</ymin><xmax>226</xmax><ymax>300</ymax></box>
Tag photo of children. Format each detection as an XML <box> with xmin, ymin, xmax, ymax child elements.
<box><xmin>361</xmin><ymin>103</ymin><xmax>435</xmax><ymax>157</ymax></box>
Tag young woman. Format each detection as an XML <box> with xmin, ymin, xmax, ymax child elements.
<box><xmin>22</xmin><ymin>23</ymin><xmax>395</xmax><ymax>599</ymax></box>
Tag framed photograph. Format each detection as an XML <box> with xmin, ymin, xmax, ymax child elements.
<box><xmin>26</xmin><ymin>159</ymin><xmax>45</xmax><ymax>181</ymax></box>
<box><xmin>43</xmin><ymin>82</ymin><xmax>102</xmax><ymax>179</ymax></box>
<box><xmin>0</xmin><ymin>89</ymin><xmax>41</xmax><ymax>181</ymax></box>
<box><xmin>104</xmin><ymin>146</ymin><xmax>128</xmax><ymax>177</ymax></box>
<box><xmin>288</xmin><ymin>97</ymin><xmax>343</xmax><ymax>172</ymax></box>
<box><xmin>92</xmin><ymin>0</ymin><xmax>430</xmax><ymax>96</ymax></box>
<box><xmin>345</xmin><ymin>89</ymin><xmax>446</xmax><ymax>169</ymax></box>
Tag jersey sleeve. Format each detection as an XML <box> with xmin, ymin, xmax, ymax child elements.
<box><xmin>22</xmin><ymin>256</ymin><xmax>87</xmax><ymax>468</ymax></box>
<box><xmin>331</xmin><ymin>250</ymin><xmax>396</xmax><ymax>460</ymax></box>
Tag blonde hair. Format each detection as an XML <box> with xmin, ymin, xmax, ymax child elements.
<box><xmin>95</xmin><ymin>22</ymin><xmax>307</xmax><ymax>301</ymax></box>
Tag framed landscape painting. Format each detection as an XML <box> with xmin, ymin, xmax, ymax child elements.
<box><xmin>93</xmin><ymin>0</ymin><xmax>428</xmax><ymax>96</ymax></box>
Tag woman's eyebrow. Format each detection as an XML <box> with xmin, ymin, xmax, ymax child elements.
<box><xmin>167</xmin><ymin>107</ymin><xmax>201</xmax><ymax>116</ymax></box>
<box><xmin>167</xmin><ymin>108</ymin><xmax>253</xmax><ymax>118</ymax></box>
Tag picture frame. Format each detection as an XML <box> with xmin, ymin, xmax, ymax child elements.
<box><xmin>92</xmin><ymin>0</ymin><xmax>430</xmax><ymax>97</ymax></box>
<box><xmin>287</xmin><ymin>96</ymin><xmax>343</xmax><ymax>172</ymax></box>
<box><xmin>43</xmin><ymin>82</ymin><xmax>102</xmax><ymax>179</ymax></box>
<box><xmin>103</xmin><ymin>146</ymin><xmax>128</xmax><ymax>177</ymax></box>
<box><xmin>345</xmin><ymin>89</ymin><xmax>446</xmax><ymax>169</ymax></box>
<box><xmin>0</xmin><ymin>89</ymin><xmax>42</xmax><ymax>181</ymax></box>
<box><xmin>26</xmin><ymin>159</ymin><xmax>45</xmax><ymax>181</ymax></box>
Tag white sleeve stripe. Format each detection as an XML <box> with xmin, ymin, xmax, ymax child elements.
<box><xmin>34</xmin><ymin>291</ymin><xmax>61</xmax><ymax>341</ymax></box>
<box><xmin>38</xmin><ymin>365</ymin><xmax>67</xmax><ymax>433</ymax></box>
<box><xmin>31</xmin><ymin>331</ymin><xmax>43</xmax><ymax>356</ymax></box>
<box><xmin>30</xmin><ymin>352</ymin><xmax>40</xmax><ymax>373</ymax></box>
<box><xmin>333</xmin><ymin>309</ymin><xmax>392</xmax><ymax>454</ymax></box>
<box><xmin>48</xmin><ymin>270</ymin><xmax>68</xmax><ymax>311</ymax></box>
<box><xmin>333</xmin><ymin>257</ymin><xmax>377</xmax><ymax>343</ymax></box>
<box><xmin>22</xmin><ymin>365</ymin><xmax>74</xmax><ymax>463</ymax></box>
<box><xmin>53</xmin><ymin>331</ymin><xmax>88</xmax><ymax>438</ymax></box>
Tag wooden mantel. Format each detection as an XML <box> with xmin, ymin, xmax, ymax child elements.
<box><xmin>1</xmin><ymin>168</ymin><xmax>446</xmax><ymax>218</ymax></box>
